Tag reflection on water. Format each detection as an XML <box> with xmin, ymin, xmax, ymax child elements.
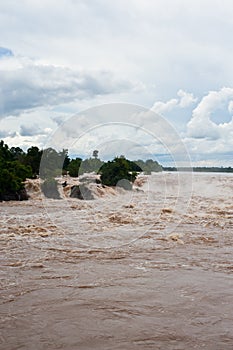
<box><xmin>1</xmin><ymin>173</ymin><xmax>233</xmax><ymax>349</ymax></box>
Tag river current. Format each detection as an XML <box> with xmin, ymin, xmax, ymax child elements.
<box><xmin>1</xmin><ymin>172</ymin><xmax>233</xmax><ymax>349</ymax></box>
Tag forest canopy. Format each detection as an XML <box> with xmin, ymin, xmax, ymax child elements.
<box><xmin>0</xmin><ymin>140</ymin><xmax>161</xmax><ymax>200</ymax></box>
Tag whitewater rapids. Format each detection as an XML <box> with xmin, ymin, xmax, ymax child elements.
<box><xmin>1</xmin><ymin>172</ymin><xmax>233</xmax><ymax>349</ymax></box>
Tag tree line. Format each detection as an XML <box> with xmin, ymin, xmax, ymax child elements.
<box><xmin>0</xmin><ymin>140</ymin><xmax>162</xmax><ymax>200</ymax></box>
<box><xmin>163</xmin><ymin>166</ymin><xmax>233</xmax><ymax>173</ymax></box>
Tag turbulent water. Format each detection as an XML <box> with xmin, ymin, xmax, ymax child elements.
<box><xmin>1</xmin><ymin>172</ymin><xmax>233</xmax><ymax>350</ymax></box>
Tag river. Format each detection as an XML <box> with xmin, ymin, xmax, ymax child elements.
<box><xmin>1</xmin><ymin>172</ymin><xmax>233</xmax><ymax>349</ymax></box>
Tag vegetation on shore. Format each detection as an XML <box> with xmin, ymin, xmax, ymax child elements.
<box><xmin>163</xmin><ymin>166</ymin><xmax>233</xmax><ymax>173</ymax></box>
<box><xmin>0</xmin><ymin>140</ymin><xmax>162</xmax><ymax>200</ymax></box>
<box><xmin>0</xmin><ymin>141</ymin><xmax>33</xmax><ymax>200</ymax></box>
<box><xmin>98</xmin><ymin>157</ymin><xmax>138</xmax><ymax>190</ymax></box>
<box><xmin>2</xmin><ymin>139</ymin><xmax>232</xmax><ymax>201</ymax></box>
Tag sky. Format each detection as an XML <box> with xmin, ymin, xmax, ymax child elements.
<box><xmin>0</xmin><ymin>0</ymin><xmax>233</xmax><ymax>166</ymax></box>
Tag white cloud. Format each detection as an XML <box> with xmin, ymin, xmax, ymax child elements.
<box><xmin>0</xmin><ymin>54</ymin><xmax>135</xmax><ymax>118</ymax></box>
<box><xmin>151</xmin><ymin>89</ymin><xmax>197</xmax><ymax>114</ymax></box>
<box><xmin>177</xmin><ymin>89</ymin><xmax>197</xmax><ymax>108</ymax></box>
<box><xmin>0</xmin><ymin>129</ymin><xmax>16</xmax><ymax>138</ymax></box>
<box><xmin>151</xmin><ymin>98</ymin><xmax>178</xmax><ymax>114</ymax></box>
<box><xmin>1</xmin><ymin>1</ymin><xmax>233</xmax><ymax>166</ymax></box>
<box><xmin>52</xmin><ymin>115</ymin><xmax>69</xmax><ymax>126</ymax></box>
<box><xmin>183</xmin><ymin>87</ymin><xmax>233</xmax><ymax>165</ymax></box>
<box><xmin>150</xmin><ymin>87</ymin><xmax>233</xmax><ymax>165</ymax></box>
<box><xmin>44</xmin><ymin>104</ymin><xmax>191</xmax><ymax>168</ymax></box>
<box><xmin>19</xmin><ymin>124</ymin><xmax>52</xmax><ymax>137</ymax></box>
<box><xmin>1</xmin><ymin>0</ymin><xmax>233</xmax><ymax>97</ymax></box>
<box><xmin>187</xmin><ymin>87</ymin><xmax>233</xmax><ymax>140</ymax></box>
<box><xmin>228</xmin><ymin>100</ymin><xmax>233</xmax><ymax>113</ymax></box>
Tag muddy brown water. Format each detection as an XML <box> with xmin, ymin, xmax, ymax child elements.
<box><xmin>1</xmin><ymin>172</ymin><xmax>233</xmax><ymax>349</ymax></box>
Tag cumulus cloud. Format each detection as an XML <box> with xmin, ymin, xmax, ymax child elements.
<box><xmin>228</xmin><ymin>100</ymin><xmax>233</xmax><ymax>114</ymax></box>
<box><xmin>151</xmin><ymin>89</ymin><xmax>197</xmax><ymax>114</ymax></box>
<box><xmin>187</xmin><ymin>87</ymin><xmax>233</xmax><ymax>140</ymax></box>
<box><xmin>0</xmin><ymin>55</ymin><xmax>135</xmax><ymax>118</ymax></box>
<box><xmin>19</xmin><ymin>124</ymin><xmax>52</xmax><ymax>137</ymax></box>
<box><xmin>177</xmin><ymin>90</ymin><xmax>197</xmax><ymax>108</ymax></box>
<box><xmin>45</xmin><ymin>104</ymin><xmax>191</xmax><ymax>168</ymax></box>
<box><xmin>151</xmin><ymin>98</ymin><xmax>178</xmax><ymax>114</ymax></box>
<box><xmin>184</xmin><ymin>87</ymin><xmax>233</xmax><ymax>165</ymax></box>
<box><xmin>150</xmin><ymin>87</ymin><xmax>233</xmax><ymax>165</ymax></box>
<box><xmin>1</xmin><ymin>1</ymin><xmax>233</xmax><ymax>166</ymax></box>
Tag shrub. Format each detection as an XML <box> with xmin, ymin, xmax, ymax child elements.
<box><xmin>67</xmin><ymin>158</ymin><xmax>82</xmax><ymax>177</ymax></box>
<box><xmin>0</xmin><ymin>141</ymin><xmax>33</xmax><ymax>200</ymax></box>
<box><xmin>98</xmin><ymin>157</ymin><xmax>137</xmax><ymax>190</ymax></box>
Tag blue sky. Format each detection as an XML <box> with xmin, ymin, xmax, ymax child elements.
<box><xmin>0</xmin><ymin>0</ymin><xmax>233</xmax><ymax>166</ymax></box>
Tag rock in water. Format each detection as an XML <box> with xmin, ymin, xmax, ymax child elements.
<box><xmin>70</xmin><ymin>185</ymin><xmax>94</xmax><ymax>200</ymax></box>
<box><xmin>18</xmin><ymin>188</ymin><xmax>29</xmax><ymax>200</ymax></box>
<box><xmin>0</xmin><ymin>188</ymin><xmax>29</xmax><ymax>201</ymax></box>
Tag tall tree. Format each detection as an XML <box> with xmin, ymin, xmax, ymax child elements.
<box><xmin>24</xmin><ymin>146</ymin><xmax>42</xmax><ymax>177</ymax></box>
<box><xmin>92</xmin><ymin>150</ymin><xmax>99</xmax><ymax>159</ymax></box>
<box><xmin>0</xmin><ymin>140</ymin><xmax>32</xmax><ymax>200</ymax></box>
<box><xmin>98</xmin><ymin>157</ymin><xmax>137</xmax><ymax>190</ymax></box>
<box><xmin>67</xmin><ymin>158</ymin><xmax>82</xmax><ymax>177</ymax></box>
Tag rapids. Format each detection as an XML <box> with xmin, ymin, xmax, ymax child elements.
<box><xmin>1</xmin><ymin>172</ymin><xmax>233</xmax><ymax>349</ymax></box>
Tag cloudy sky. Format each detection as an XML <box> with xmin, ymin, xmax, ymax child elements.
<box><xmin>0</xmin><ymin>0</ymin><xmax>233</xmax><ymax>166</ymax></box>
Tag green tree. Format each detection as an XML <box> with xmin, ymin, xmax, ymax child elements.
<box><xmin>8</xmin><ymin>161</ymin><xmax>32</xmax><ymax>180</ymax></box>
<box><xmin>92</xmin><ymin>150</ymin><xmax>99</xmax><ymax>159</ymax></box>
<box><xmin>40</xmin><ymin>147</ymin><xmax>65</xmax><ymax>178</ymax></box>
<box><xmin>98</xmin><ymin>157</ymin><xmax>137</xmax><ymax>190</ymax></box>
<box><xmin>79</xmin><ymin>158</ymin><xmax>104</xmax><ymax>175</ymax></box>
<box><xmin>135</xmin><ymin>159</ymin><xmax>162</xmax><ymax>174</ymax></box>
<box><xmin>0</xmin><ymin>140</ymin><xmax>12</xmax><ymax>161</ymax></box>
<box><xmin>0</xmin><ymin>140</ymin><xmax>32</xmax><ymax>200</ymax></box>
<box><xmin>24</xmin><ymin>146</ymin><xmax>42</xmax><ymax>177</ymax></box>
<box><xmin>67</xmin><ymin>157</ymin><xmax>82</xmax><ymax>177</ymax></box>
<box><xmin>62</xmin><ymin>152</ymin><xmax>70</xmax><ymax>172</ymax></box>
<box><xmin>0</xmin><ymin>168</ymin><xmax>21</xmax><ymax>196</ymax></box>
<box><xmin>10</xmin><ymin>146</ymin><xmax>25</xmax><ymax>162</ymax></box>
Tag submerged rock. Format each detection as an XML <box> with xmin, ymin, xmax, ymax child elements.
<box><xmin>41</xmin><ymin>178</ymin><xmax>61</xmax><ymax>199</ymax></box>
<box><xmin>18</xmin><ymin>189</ymin><xmax>29</xmax><ymax>200</ymax></box>
<box><xmin>0</xmin><ymin>188</ymin><xmax>29</xmax><ymax>201</ymax></box>
<box><xmin>70</xmin><ymin>184</ymin><xmax>94</xmax><ymax>200</ymax></box>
